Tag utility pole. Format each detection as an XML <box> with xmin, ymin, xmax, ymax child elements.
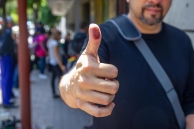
<box><xmin>17</xmin><ymin>0</ymin><xmax>32</xmax><ymax>128</ymax></box>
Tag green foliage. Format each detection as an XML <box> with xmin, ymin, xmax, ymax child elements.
<box><xmin>27</xmin><ymin>0</ymin><xmax>41</xmax><ymax>9</ymax></box>
<box><xmin>1</xmin><ymin>0</ymin><xmax>60</xmax><ymax>27</ymax></box>
<box><xmin>40</xmin><ymin>0</ymin><xmax>47</xmax><ymax>7</ymax></box>
<box><xmin>27</xmin><ymin>0</ymin><xmax>60</xmax><ymax>27</ymax></box>
<box><xmin>6</xmin><ymin>0</ymin><xmax>18</xmax><ymax>23</ymax></box>
<box><xmin>39</xmin><ymin>5</ymin><xmax>61</xmax><ymax>27</ymax></box>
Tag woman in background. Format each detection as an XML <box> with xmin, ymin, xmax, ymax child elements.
<box><xmin>47</xmin><ymin>30</ymin><xmax>65</xmax><ymax>98</ymax></box>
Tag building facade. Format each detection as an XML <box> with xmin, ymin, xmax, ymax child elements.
<box><xmin>164</xmin><ymin>0</ymin><xmax>194</xmax><ymax>46</ymax></box>
<box><xmin>64</xmin><ymin>0</ymin><xmax>194</xmax><ymax>46</ymax></box>
<box><xmin>65</xmin><ymin>0</ymin><xmax>127</xmax><ymax>33</ymax></box>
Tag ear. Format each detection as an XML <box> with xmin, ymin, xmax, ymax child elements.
<box><xmin>126</xmin><ymin>0</ymin><xmax>130</xmax><ymax>3</ymax></box>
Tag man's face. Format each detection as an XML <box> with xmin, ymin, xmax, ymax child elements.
<box><xmin>57</xmin><ymin>34</ymin><xmax>61</xmax><ymax>41</ymax></box>
<box><xmin>67</xmin><ymin>34</ymin><xmax>71</xmax><ymax>40</ymax></box>
<box><xmin>127</xmin><ymin>0</ymin><xmax>172</xmax><ymax>26</ymax></box>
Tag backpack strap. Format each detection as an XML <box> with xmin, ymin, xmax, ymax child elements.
<box><xmin>109</xmin><ymin>15</ymin><xmax>185</xmax><ymax>129</ymax></box>
<box><xmin>109</xmin><ymin>14</ymin><xmax>141</xmax><ymax>41</ymax></box>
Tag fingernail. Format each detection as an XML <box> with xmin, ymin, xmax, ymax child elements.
<box><xmin>93</xmin><ymin>28</ymin><xmax>100</xmax><ymax>39</ymax></box>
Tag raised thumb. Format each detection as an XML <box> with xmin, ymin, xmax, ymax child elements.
<box><xmin>84</xmin><ymin>23</ymin><xmax>101</xmax><ymax>58</ymax></box>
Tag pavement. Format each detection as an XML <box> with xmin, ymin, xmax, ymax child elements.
<box><xmin>0</xmin><ymin>70</ymin><xmax>92</xmax><ymax>129</ymax></box>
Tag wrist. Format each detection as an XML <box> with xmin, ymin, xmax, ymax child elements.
<box><xmin>59</xmin><ymin>64</ymin><xmax>64</xmax><ymax>68</ymax></box>
<box><xmin>59</xmin><ymin>73</ymin><xmax>78</xmax><ymax>108</ymax></box>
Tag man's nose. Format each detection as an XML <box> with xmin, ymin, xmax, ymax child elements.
<box><xmin>147</xmin><ymin>0</ymin><xmax>161</xmax><ymax>4</ymax></box>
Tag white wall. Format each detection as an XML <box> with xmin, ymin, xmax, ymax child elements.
<box><xmin>164</xmin><ymin>0</ymin><xmax>194</xmax><ymax>47</ymax></box>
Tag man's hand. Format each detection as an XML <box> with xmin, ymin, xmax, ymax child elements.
<box><xmin>186</xmin><ymin>114</ymin><xmax>194</xmax><ymax>129</ymax></box>
<box><xmin>59</xmin><ymin>24</ymin><xmax>119</xmax><ymax>117</ymax></box>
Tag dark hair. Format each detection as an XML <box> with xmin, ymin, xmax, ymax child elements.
<box><xmin>46</xmin><ymin>31</ymin><xmax>52</xmax><ymax>37</ymax></box>
<box><xmin>66</xmin><ymin>32</ymin><xmax>71</xmax><ymax>36</ymax></box>
<box><xmin>35</xmin><ymin>27</ymin><xmax>45</xmax><ymax>34</ymax></box>
<box><xmin>80</xmin><ymin>22</ymin><xmax>88</xmax><ymax>29</ymax></box>
<box><xmin>56</xmin><ymin>30</ymin><xmax>61</xmax><ymax>35</ymax></box>
<box><xmin>52</xmin><ymin>30</ymin><xmax>61</xmax><ymax>39</ymax></box>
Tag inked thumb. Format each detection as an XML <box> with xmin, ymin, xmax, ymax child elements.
<box><xmin>84</xmin><ymin>24</ymin><xmax>101</xmax><ymax>58</ymax></box>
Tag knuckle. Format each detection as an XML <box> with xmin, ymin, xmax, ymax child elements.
<box><xmin>110</xmin><ymin>95</ymin><xmax>115</xmax><ymax>102</ymax></box>
<box><xmin>110</xmin><ymin>65</ymin><xmax>118</xmax><ymax>78</ymax></box>
<box><xmin>104</xmin><ymin>109</ymin><xmax>112</xmax><ymax>117</ymax></box>
<box><xmin>79</xmin><ymin>64</ymin><xmax>93</xmax><ymax>73</ymax></box>
<box><xmin>108</xmin><ymin>108</ymin><xmax>113</xmax><ymax>116</ymax></box>
<box><xmin>76</xmin><ymin>98</ymin><xmax>83</xmax><ymax>108</ymax></box>
<box><xmin>78</xmin><ymin>76</ymin><xmax>90</xmax><ymax>89</ymax></box>
<box><xmin>102</xmin><ymin>96</ymin><xmax>112</xmax><ymax>105</ymax></box>
<box><xmin>77</xmin><ymin>76</ymin><xmax>85</xmax><ymax>86</ymax></box>
<box><xmin>111</xmin><ymin>81</ymin><xmax>119</xmax><ymax>94</ymax></box>
<box><xmin>75</xmin><ymin>89</ymin><xmax>83</xmax><ymax>98</ymax></box>
<box><xmin>93</xmin><ymin>110</ymin><xmax>101</xmax><ymax>118</ymax></box>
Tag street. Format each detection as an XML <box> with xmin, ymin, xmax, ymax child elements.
<box><xmin>0</xmin><ymin>70</ymin><xmax>92</xmax><ymax>129</ymax></box>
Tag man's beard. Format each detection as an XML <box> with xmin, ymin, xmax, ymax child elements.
<box><xmin>140</xmin><ymin>4</ymin><xmax>164</xmax><ymax>26</ymax></box>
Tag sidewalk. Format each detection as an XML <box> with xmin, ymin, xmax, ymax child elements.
<box><xmin>0</xmin><ymin>70</ymin><xmax>92</xmax><ymax>129</ymax></box>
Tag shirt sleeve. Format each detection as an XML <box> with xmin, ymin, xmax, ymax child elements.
<box><xmin>52</xmin><ymin>40</ymin><xmax>58</xmax><ymax>47</ymax></box>
<box><xmin>182</xmin><ymin>38</ymin><xmax>194</xmax><ymax>116</ymax></box>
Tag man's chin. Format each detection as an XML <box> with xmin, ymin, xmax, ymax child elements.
<box><xmin>140</xmin><ymin>16</ymin><xmax>163</xmax><ymax>26</ymax></box>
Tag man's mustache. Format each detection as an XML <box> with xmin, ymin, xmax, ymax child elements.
<box><xmin>142</xmin><ymin>4</ymin><xmax>163</xmax><ymax>11</ymax></box>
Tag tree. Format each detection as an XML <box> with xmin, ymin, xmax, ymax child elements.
<box><xmin>27</xmin><ymin>0</ymin><xmax>42</xmax><ymax>24</ymax></box>
<box><xmin>0</xmin><ymin>0</ymin><xmax>7</xmax><ymax>34</ymax></box>
<box><xmin>6</xmin><ymin>0</ymin><xmax>18</xmax><ymax>22</ymax></box>
<box><xmin>27</xmin><ymin>0</ymin><xmax>60</xmax><ymax>27</ymax></box>
<box><xmin>40</xmin><ymin>5</ymin><xmax>61</xmax><ymax>27</ymax></box>
<box><xmin>0</xmin><ymin>0</ymin><xmax>16</xmax><ymax>34</ymax></box>
<box><xmin>0</xmin><ymin>0</ymin><xmax>60</xmax><ymax>31</ymax></box>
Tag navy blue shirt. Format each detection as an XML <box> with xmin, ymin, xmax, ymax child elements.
<box><xmin>0</xmin><ymin>28</ymin><xmax>14</xmax><ymax>56</ymax></box>
<box><xmin>82</xmin><ymin>16</ymin><xmax>194</xmax><ymax>129</ymax></box>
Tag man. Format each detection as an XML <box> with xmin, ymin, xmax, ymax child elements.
<box><xmin>71</xmin><ymin>22</ymin><xmax>88</xmax><ymax>55</ymax></box>
<box><xmin>0</xmin><ymin>17</ymin><xmax>15</xmax><ymax>107</ymax></box>
<box><xmin>67</xmin><ymin>22</ymin><xmax>88</xmax><ymax>71</ymax></box>
<box><xmin>59</xmin><ymin>0</ymin><xmax>194</xmax><ymax>129</ymax></box>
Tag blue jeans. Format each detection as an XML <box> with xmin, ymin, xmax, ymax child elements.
<box><xmin>13</xmin><ymin>65</ymin><xmax>19</xmax><ymax>88</ymax></box>
<box><xmin>39</xmin><ymin>57</ymin><xmax>46</xmax><ymax>74</ymax></box>
<box><xmin>0</xmin><ymin>55</ymin><xmax>14</xmax><ymax>105</ymax></box>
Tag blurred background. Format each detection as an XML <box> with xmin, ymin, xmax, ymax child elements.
<box><xmin>0</xmin><ymin>0</ymin><xmax>193</xmax><ymax>129</ymax></box>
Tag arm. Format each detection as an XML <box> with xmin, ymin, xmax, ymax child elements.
<box><xmin>64</xmin><ymin>40</ymin><xmax>69</xmax><ymax>57</ymax></box>
<box><xmin>59</xmin><ymin>24</ymin><xmax>119</xmax><ymax>117</ymax></box>
<box><xmin>39</xmin><ymin>41</ymin><xmax>47</xmax><ymax>54</ymax></box>
<box><xmin>53</xmin><ymin>45</ymin><xmax>65</xmax><ymax>72</ymax></box>
<box><xmin>183</xmin><ymin>38</ymin><xmax>194</xmax><ymax>129</ymax></box>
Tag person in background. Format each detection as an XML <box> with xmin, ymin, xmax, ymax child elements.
<box><xmin>12</xmin><ymin>32</ymin><xmax>19</xmax><ymax>89</ymax></box>
<box><xmin>43</xmin><ymin>31</ymin><xmax>51</xmax><ymax>52</ymax></box>
<box><xmin>36</xmin><ymin>22</ymin><xmax>45</xmax><ymax>34</ymax></box>
<box><xmin>0</xmin><ymin>17</ymin><xmax>15</xmax><ymax>108</ymax></box>
<box><xmin>30</xmin><ymin>29</ymin><xmax>41</xmax><ymax>72</ymax></box>
<box><xmin>34</xmin><ymin>29</ymin><xmax>48</xmax><ymax>79</ymax></box>
<box><xmin>47</xmin><ymin>30</ymin><xmax>65</xmax><ymax>98</ymax></box>
<box><xmin>30</xmin><ymin>23</ymin><xmax>46</xmax><ymax>73</ymax></box>
<box><xmin>66</xmin><ymin>22</ymin><xmax>89</xmax><ymax>71</ymax></box>
<box><xmin>71</xmin><ymin>22</ymin><xmax>88</xmax><ymax>56</ymax></box>
<box><xmin>62</xmin><ymin>32</ymin><xmax>72</xmax><ymax>70</ymax></box>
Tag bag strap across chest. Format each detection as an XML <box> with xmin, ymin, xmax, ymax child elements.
<box><xmin>109</xmin><ymin>14</ymin><xmax>185</xmax><ymax>129</ymax></box>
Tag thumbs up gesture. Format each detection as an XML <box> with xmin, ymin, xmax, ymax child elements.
<box><xmin>59</xmin><ymin>24</ymin><xmax>119</xmax><ymax>117</ymax></box>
